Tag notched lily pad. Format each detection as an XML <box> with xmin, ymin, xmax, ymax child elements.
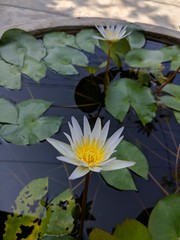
<box><xmin>0</xmin><ymin>99</ymin><xmax>63</xmax><ymax>145</ymax></box>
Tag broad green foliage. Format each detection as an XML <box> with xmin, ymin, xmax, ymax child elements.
<box><xmin>44</xmin><ymin>46</ymin><xmax>88</xmax><ymax>75</ymax></box>
<box><xmin>75</xmin><ymin>29</ymin><xmax>99</xmax><ymax>53</ymax></box>
<box><xmin>105</xmin><ymin>78</ymin><xmax>156</xmax><ymax>125</ymax></box>
<box><xmin>3</xmin><ymin>178</ymin><xmax>76</xmax><ymax>239</ymax></box>
<box><xmin>0</xmin><ymin>59</ymin><xmax>21</xmax><ymax>89</ymax></box>
<box><xmin>0</xmin><ymin>99</ymin><xmax>63</xmax><ymax>145</ymax></box>
<box><xmin>148</xmin><ymin>194</ymin><xmax>180</xmax><ymax>240</ymax></box>
<box><xmin>113</xmin><ymin>219</ymin><xmax>152</xmax><ymax>240</ymax></box>
<box><xmin>159</xmin><ymin>45</ymin><xmax>180</xmax><ymax>70</ymax></box>
<box><xmin>125</xmin><ymin>49</ymin><xmax>164</xmax><ymax>68</ymax></box>
<box><xmin>89</xmin><ymin>228</ymin><xmax>118</xmax><ymax>240</ymax></box>
<box><xmin>127</xmin><ymin>30</ymin><xmax>145</xmax><ymax>49</ymax></box>
<box><xmin>101</xmin><ymin>140</ymin><xmax>149</xmax><ymax>190</ymax></box>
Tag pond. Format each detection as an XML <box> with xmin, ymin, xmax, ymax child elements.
<box><xmin>0</xmin><ymin>25</ymin><xmax>180</xmax><ymax>240</ymax></box>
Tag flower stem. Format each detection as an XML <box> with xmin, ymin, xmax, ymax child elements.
<box><xmin>79</xmin><ymin>172</ymin><xmax>90</xmax><ymax>239</ymax></box>
<box><xmin>104</xmin><ymin>41</ymin><xmax>113</xmax><ymax>95</ymax></box>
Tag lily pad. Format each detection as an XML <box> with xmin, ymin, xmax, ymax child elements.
<box><xmin>0</xmin><ymin>59</ymin><xmax>21</xmax><ymax>89</ymax></box>
<box><xmin>125</xmin><ymin>49</ymin><xmax>164</xmax><ymax>68</ymax></box>
<box><xmin>89</xmin><ymin>228</ymin><xmax>118</xmax><ymax>240</ymax></box>
<box><xmin>105</xmin><ymin>78</ymin><xmax>156</xmax><ymax>125</ymax></box>
<box><xmin>44</xmin><ymin>46</ymin><xmax>88</xmax><ymax>75</ymax></box>
<box><xmin>148</xmin><ymin>194</ymin><xmax>180</xmax><ymax>240</ymax></box>
<box><xmin>0</xmin><ymin>99</ymin><xmax>63</xmax><ymax>145</ymax></box>
<box><xmin>0</xmin><ymin>98</ymin><xmax>18</xmax><ymax>124</ymax></box>
<box><xmin>101</xmin><ymin>140</ymin><xmax>149</xmax><ymax>190</ymax></box>
<box><xmin>127</xmin><ymin>30</ymin><xmax>145</xmax><ymax>49</ymax></box>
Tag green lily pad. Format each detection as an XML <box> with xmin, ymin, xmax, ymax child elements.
<box><xmin>0</xmin><ymin>59</ymin><xmax>21</xmax><ymax>89</ymax></box>
<box><xmin>0</xmin><ymin>29</ymin><xmax>46</xmax><ymax>66</ymax></box>
<box><xmin>44</xmin><ymin>46</ymin><xmax>88</xmax><ymax>75</ymax></box>
<box><xmin>101</xmin><ymin>140</ymin><xmax>149</xmax><ymax>190</ymax></box>
<box><xmin>76</xmin><ymin>29</ymin><xmax>99</xmax><ymax>53</ymax></box>
<box><xmin>21</xmin><ymin>55</ymin><xmax>47</xmax><ymax>82</ymax></box>
<box><xmin>42</xmin><ymin>236</ymin><xmax>76</xmax><ymax>240</ymax></box>
<box><xmin>43</xmin><ymin>31</ymin><xmax>79</xmax><ymax>49</ymax></box>
<box><xmin>0</xmin><ymin>99</ymin><xmax>63</xmax><ymax>145</ymax></box>
<box><xmin>148</xmin><ymin>194</ymin><xmax>180</xmax><ymax>240</ymax></box>
<box><xmin>89</xmin><ymin>228</ymin><xmax>118</xmax><ymax>240</ymax></box>
<box><xmin>45</xmin><ymin>189</ymin><xmax>75</xmax><ymax>236</ymax></box>
<box><xmin>105</xmin><ymin>78</ymin><xmax>156</xmax><ymax>125</ymax></box>
<box><xmin>125</xmin><ymin>49</ymin><xmax>164</xmax><ymax>68</ymax></box>
<box><xmin>127</xmin><ymin>30</ymin><xmax>145</xmax><ymax>49</ymax></box>
<box><xmin>113</xmin><ymin>219</ymin><xmax>152</xmax><ymax>240</ymax></box>
<box><xmin>0</xmin><ymin>98</ymin><xmax>18</xmax><ymax>124</ymax></box>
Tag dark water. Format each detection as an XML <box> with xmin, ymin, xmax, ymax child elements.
<box><xmin>0</xmin><ymin>40</ymin><xmax>179</xmax><ymax>238</ymax></box>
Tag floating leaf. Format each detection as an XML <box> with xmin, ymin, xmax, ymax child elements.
<box><xmin>43</xmin><ymin>31</ymin><xmax>79</xmax><ymax>49</ymax></box>
<box><xmin>148</xmin><ymin>194</ymin><xmax>180</xmax><ymax>240</ymax></box>
<box><xmin>101</xmin><ymin>140</ymin><xmax>149</xmax><ymax>190</ymax></box>
<box><xmin>113</xmin><ymin>219</ymin><xmax>152</xmax><ymax>240</ymax></box>
<box><xmin>76</xmin><ymin>29</ymin><xmax>99</xmax><ymax>53</ymax></box>
<box><xmin>0</xmin><ymin>29</ymin><xmax>46</xmax><ymax>66</ymax></box>
<box><xmin>159</xmin><ymin>45</ymin><xmax>180</xmax><ymax>71</ymax></box>
<box><xmin>125</xmin><ymin>49</ymin><xmax>164</xmax><ymax>68</ymax></box>
<box><xmin>42</xmin><ymin>236</ymin><xmax>76</xmax><ymax>240</ymax></box>
<box><xmin>45</xmin><ymin>189</ymin><xmax>75</xmax><ymax>236</ymax></box>
<box><xmin>0</xmin><ymin>98</ymin><xmax>18</xmax><ymax>124</ymax></box>
<box><xmin>127</xmin><ymin>30</ymin><xmax>145</xmax><ymax>49</ymax></box>
<box><xmin>21</xmin><ymin>55</ymin><xmax>47</xmax><ymax>82</ymax></box>
<box><xmin>105</xmin><ymin>78</ymin><xmax>156</xmax><ymax>125</ymax></box>
<box><xmin>44</xmin><ymin>46</ymin><xmax>88</xmax><ymax>75</ymax></box>
<box><xmin>174</xmin><ymin>110</ymin><xmax>180</xmax><ymax>124</ymax></box>
<box><xmin>0</xmin><ymin>59</ymin><xmax>21</xmax><ymax>89</ymax></box>
<box><xmin>3</xmin><ymin>178</ymin><xmax>49</xmax><ymax>240</ymax></box>
<box><xmin>89</xmin><ymin>228</ymin><xmax>118</xmax><ymax>240</ymax></box>
<box><xmin>0</xmin><ymin>99</ymin><xmax>63</xmax><ymax>145</ymax></box>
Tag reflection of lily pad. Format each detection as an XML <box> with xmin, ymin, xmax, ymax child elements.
<box><xmin>125</xmin><ymin>49</ymin><xmax>164</xmax><ymax>68</ymax></box>
<box><xmin>0</xmin><ymin>99</ymin><xmax>63</xmax><ymax>145</ymax></box>
<box><xmin>44</xmin><ymin>46</ymin><xmax>88</xmax><ymax>75</ymax></box>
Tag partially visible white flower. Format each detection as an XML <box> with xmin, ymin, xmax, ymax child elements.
<box><xmin>93</xmin><ymin>24</ymin><xmax>131</xmax><ymax>42</ymax></box>
<box><xmin>47</xmin><ymin>116</ymin><xmax>135</xmax><ymax>180</ymax></box>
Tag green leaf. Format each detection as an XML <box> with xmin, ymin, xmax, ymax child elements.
<box><xmin>113</xmin><ymin>219</ymin><xmax>152</xmax><ymax>240</ymax></box>
<box><xmin>159</xmin><ymin>45</ymin><xmax>180</xmax><ymax>71</ymax></box>
<box><xmin>0</xmin><ymin>99</ymin><xmax>63</xmax><ymax>145</ymax></box>
<box><xmin>3</xmin><ymin>178</ymin><xmax>49</xmax><ymax>240</ymax></box>
<box><xmin>21</xmin><ymin>55</ymin><xmax>47</xmax><ymax>82</ymax></box>
<box><xmin>43</xmin><ymin>31</ymin><xmax>79</xmax><ymax>49</ymax></box>
<box><xmin>89</xmin><ymin>228</ymin><xmax>118</xmax><ymax>240</ymax></box>
<box><xmin>0</xmin><ymin>59</ymin><xmax>21</xmax><ymax>89</ymax></box>
<box><xmin>44</xmin><ymin>46</ymin><xmax>88</xmax><ymax>75</ymax></box>
<box><xmin>0</xmin><ymin>98</ymin><xmax>18</xmax><ymax>124</ymax></box>
<box><xmin>160</xmin><ymin>84</ymin><xmax>180</xmax><ymax>112</ymax></box>
<box><xmin>125</xmin><ymin>49</ymin><xmax>164</xmax><ymax>68</ymax></box>
<box><xmin>127</xmin><ymin>30</ymin><xmax>145</xmax><ymax>49</ymax></box>
<box><xmin>105</xmin><ymin>78</ymin><xmax>156</xmax><ymax>125</ymax></box>
<box><xmin>148</xmin><ymin>194</ymin><xmax>180</xmax><ymax>240</ymax></box>
<box><xmin>45</xmin><ymin>189</ymin><xmax>75</xmax><ymax>236</ymax></box>
<box><xmin>42</xmin><ymin>236</ymin><xmax>76</xmax><ymax>240</ymax></box>
<box><xmin>0</xmin><ymin>29</ymin><xmax>46</xmax><ymax>66</ymax></box>
<box><xmin>174</xmin><ymin>110</ymin><xmax>180</xmax><ymax>124</ymax></box>
<box><xmin>76</xmin><ymin>29</ymin><xmax>99</xmax><ymax>53</ymax></box>
<box><xmin>101</xmin><ymin>140</ymin><xmax>149</xmax><ymax>190</ymax></box>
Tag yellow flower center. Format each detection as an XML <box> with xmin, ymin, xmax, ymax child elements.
<box><xmin>75</xmin><ymin>139</ymin><xmax>106</xmax><ymax>167</ymax></box>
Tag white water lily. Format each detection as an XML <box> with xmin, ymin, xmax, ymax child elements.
<box><xmin>93</xmin><ymin>24</ymin><xmax>131</xmax><ymax>42</ymax></box>
<box><xmin>47</xmin><ymin>116</ymin><xmax>135</xmax><ymax>180</ymax></box>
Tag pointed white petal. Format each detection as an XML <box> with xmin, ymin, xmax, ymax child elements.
<box><xmin>69</xmin><ymin>166</ymin><xmax>90</xmax><ymax>180</ymax></box>
<box><xmin>71</xmin><ymin>116</ymin><xmax>83</xmax><ymax>142</ymax></box>
<box><xmin>63</xmin><ymin>132</ymin><xmax>73</xmax><ymax>146</ymax></box>
<box><xmin>83</xmin><ymin>116</ymin><xmax>91</xmax><ymax>139</ymax></box>
<box><xmin>57</xmin><ymin>156</ymin><xmax>79</xmax><ymax>166</ymax></box>
<box><xmin>104</xmin><ymin>127</ymin><xmax>124</xmax><ymax>150</ymax></box>
<box><xmin>46</xmin><ymin>138</ymin><xmax>75</xmax><ymax>158</ymax></box>
<box><xmin>98</xmin><ymin>120</ymin><xmax>110</xmax><ymax>147</ymax></box>
<box><xmin>101</xmin><ymin>160</ymin><xmax>135</xmax><ymax>171</ymax></box>
<box><xmin>89</xmin><ymin>166</ymin><xmax>102</xmax><ymax>172</ymax></box>
<box><xmin>99</xmin><ymin>157</ymin><xmax>117</xmax><ymax>166</ymax></box>
<box><xmin>91</xmin><ymin>118</ymin><xmax>102</xmax><ymax>140</ymax></box>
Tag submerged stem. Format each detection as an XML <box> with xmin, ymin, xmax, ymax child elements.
<box><xmin>79</xmin><ymin>172</ymin><xmax>90</xmax><ymax>239</ymax></box>
<box><xmin>175</xmin><ymin>144</ymin><xmax>180</xmax><ymax>192</ymax></box>
<box><xmin>149</xmin><ymin>172</ymin><xmax>169</xmax><ymax>195</ymax></box>
<box><xmin>104</xmin><ymin>41</ymin><xmax>113</xmax><ymax>95</ymax></box>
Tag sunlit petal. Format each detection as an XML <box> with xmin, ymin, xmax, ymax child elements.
<box><xmin>91</xmin><ymin>117</ymin><xmax>102</xmax><ymax>141</ymax></box>
<box><xmin>57</xmin><ymin>156</ymin><xmax>79</xmax><ymax>166</ymax></box>
<box><xmin>101</xmin><ymin>160</ymin><xmax>135</xmax><ymax>171</ymax></box>
<box><xmin>69</xmin><ymin>166</ymin><xmax>90</xmax><ymax>180</ymax></box>
<box><xmin>83</xmin><ymin>116</ymin><xmax>91</xmax><ymax>139</ymax></box>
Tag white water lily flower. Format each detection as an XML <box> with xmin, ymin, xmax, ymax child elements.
<box><xmin>46</xmin><ymin>116</ymin><xmax>135</xmax><ymax>180</ymax></box>
<box><xmin>93</xmin><ymin>24</ymin><xmax>131</xmax><ymax>42</ymax></box>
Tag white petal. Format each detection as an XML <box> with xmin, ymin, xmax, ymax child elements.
<box><xmin>69</xmin><ymin>166</ymin><xmax>90</xmax><ymax>180</ymax></box>
<box><xmin>46</xmin><ymin>138</ymin><xmax>75</xmax><ymax>158</ymax></box>
<box><xmin>89</xmin><ymin>166</ymin><xmax>102</xmax><ymax>172</ymax></box>
<box><xmin>93</xmin><ymin>35</ymin><xmax>106</xmax><ymax>41</ymax></box>
<box><xmin>101</xmin><ymin>160</ymin><xmax>135</xmax><ymax>171</ymax></box>
<box><xmin>98</xmin><ymin>120</ymin><xmax>110</xmax><ymax>147</ymax></box>
<box><xmin>70</xmin><ymin>116</ymin><xmax>83</xmax><ymax>143</ymax></box>
<box><xmin>99</xmin><ymin>157</ymin><xmax>117</xmax><ymax>166</ymax></box>
<box><xmin>57</xmin><ymin>156</ymin><xmax>79</xmax><ymax>166</ymax></box>
<box><xmin>104</xmin><ymin>127</ymin><xmax>124</xmax><ymax>151</ymax></box>
<box><xmin>91</xmin><ymin>118</ymin><xmax>102</xmax><ymax>140</ymax></box>
<box><xmin>83</xmin><ymin>116</ymin><xmax>91</xmax><ymax>139</ymax></box>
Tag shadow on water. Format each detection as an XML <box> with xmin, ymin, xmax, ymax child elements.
<box><xmin>0</xmin><ymin>39</ymin><xmax>179</xmax><ymax>239</ymax></box>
